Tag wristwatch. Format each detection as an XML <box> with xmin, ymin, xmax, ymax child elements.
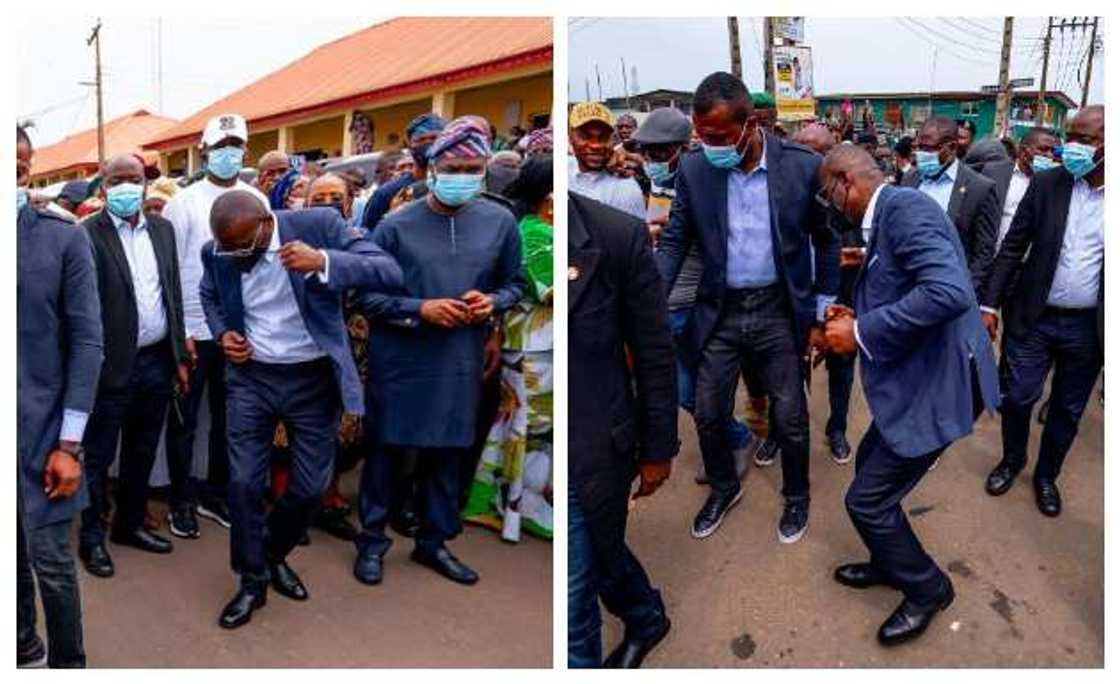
<box><xmin>58</xmin><ymin>443</ymin><xmax>85</xmax><ymax>463</ymax></box>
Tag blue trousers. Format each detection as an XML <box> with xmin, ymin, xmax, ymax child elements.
<box><xmin>1000</xmin><ymin>307</ymin><xmax>1101</xmax><ymax>481</ymax></box>
<box><xmin>568</xmin><ymin>487</ymin><xmax>665</xmax><ymax>668</ymax></box>
<box><xmin>164</xmin><ymin>339</ymin><xmax>228</xmax><ymax>509</ymax></box>
<box><xmin>669</xmin><ymin>308</ymin><xmax>753</xmax><ymax>450</ymax></box>
<box><xmin>825</xmin><ymin>352</ymin><xmax>856</xmax><ymax>439</ymax></box>
<box><xmin>18</xmin><ymin>495</ymin><xmax>84</xmax><ymax>668</ymax></box>
<box><xmin>225</xmin><ymin>358</ymin><xmax>339</xmax><ymax>591</ymax></box>
<box><xmin>80</xmin><ymin>342</ymin><xmax>173</xmax><ymax>548</ymax></box>
<box><xmin>357</xmin><ymin>445</ymin><xmax>464</xmax><ymax>557</ymax></box>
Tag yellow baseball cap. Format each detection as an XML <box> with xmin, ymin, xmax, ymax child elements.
<box><xmin>569</xmin><ymin>102</ymin><xmax>614</xmax><ymax>130</ymax></box>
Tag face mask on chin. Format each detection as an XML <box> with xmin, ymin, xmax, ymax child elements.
<box><xmin>701</xmin><ymin>124</ymin><xmax>751</xmax><ymax>169</ymax></box>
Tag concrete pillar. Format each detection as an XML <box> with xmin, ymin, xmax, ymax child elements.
<box><xmin>431</xmin><ymin>90</ymin><xmax>456</xmax><ymax>119</ymax></box>
<box><xmin>157</xmin><ymin>153</ymin><xmax>168</xmax><ymax>175</ymax></box>
<box><xmin>277</xmin><ymin>126</ymin><xmax>292</xmax><ymax>154</ymax></box>
<box><xmin>342</xmin><ymin>111</ymin><xmax>354</xmax><ymax>157</ymax></box>
<box><xmin>187</xmin><ymin>146</ymin><xmax>201</xmax><ymax>176</ymax></box>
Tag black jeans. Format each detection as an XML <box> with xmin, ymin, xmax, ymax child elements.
<box><xmin>357</xmin><ymin>445</ymin><xmax>465</xmax><ymax>557</ymax></box>
<box><xmin>825</xmin><ymin>352</ymin><xmax>856</xmax><ymax>439</ymax></box>
<box><xmin>18</xmin><ymin>507</ymin><xmax>85</xmax><ymax>668</ymax></box>
<box><xmin>845</xmin><ymin>424</ymin><xmax>947</xmax><ymax>605</ymax></box>
<box><xmin>225</xmin><ymin>359</ymin><xmax>338</xmax><ymax>592</ymax></box>
<box><xmin>165</xmin><ymin>339</ymin><xmax>228</xmax><ymax>509</ymax></box>
<box><xmin>695</xmin><ymin>285</ymin><xmax>810</xmax><ymax>501</ymax></box>
<box><xmin>1000</xmin><ymin>307</ymin><xmax>1102</xmax><ymax>481</ymax></box>
<box><xmin>80</xmin><ymin>342</ymin><xmax>173</xmax><ymax>548</ymax></box>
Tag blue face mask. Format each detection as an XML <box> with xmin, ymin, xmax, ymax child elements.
<box><xmin>106</xmin><ymin>182</ymin><xmax>144</xmax><ymax>218</ymax></box>
<box><xmin>427</xmin><ymin>171</ymin><xmax>484</xmax><ymax>206</ymax></box>
<box><xmin>915</xmin><ymin>150</ymin><xmax>944</xmax><ymax>179</ymax></box>
<box><xmin>1061</xmin><ymin>142</ymin><xmax>1100</xmax><ymax>180</ymax></box>
<box><xmin>643</xmin><ymin>160</ymin><xmax>675</xmax><ymax>187</ymax></box>
<box><xmin>1031</xmin><ymin>154</ymin><xmax>1057</xmax><ymax>174</ymax></box>
<box><xmin>17</xmin><ymin>187</ymin><xmax>28</xmax><ymax>215</ymax></box>
<box><xmin>208</xmin><ymin>146</ymin><xmax>245</xmax><ymax>180</ymax></box>
<box><xmin>701</xmin><ymin>125</ymin><xmax>749</xmax><ymax>169</ymax></box>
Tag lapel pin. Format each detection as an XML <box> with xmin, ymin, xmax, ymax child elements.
<box><xmin>568</xmin><ymin>266</ymin><xmax>581</xmax><ymax>281</ymax></box>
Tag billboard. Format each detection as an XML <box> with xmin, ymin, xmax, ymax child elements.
<box><xmin>772</xmin><ymin>17</ymin><xmax>805</xmax><ymax>43</ymax></box>
<box><xmin>773</xmin><ymin>45</ymin><xmax>815</xmax><ymax>120</ymax></box>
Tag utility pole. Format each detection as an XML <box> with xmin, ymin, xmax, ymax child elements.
<box><xmin>86</xmin><ymin>19</ymin><xmax>105</xmax><ymax>169</ymax></box>
<box><xmin>1082</xmin><ymin>16</ymin><xmax>1099</xmax><ymax>108</ymax></box>
<box><xmin>763</xmin><ymin>17</ymin><xmax>775</xmax><ymax>98</ymax></box>
<box><xmin>994</xmin><ymin>17</ymin><xmax>1014</xmax><ymax>139</ymax></box>
<box><xmin>1037</xmin><ymin>17</ymin><xmax>1053</xmax><ymax>125</ymax></box>
<box><xmin>594</xmin><ymin>63</ymin><xmax>603</xmax><ymax>101</ymax></box>
<box><xmin>620</xmin><ymin>57</ymin><xmax>631</xmax><ymax>108</ymax></box>
<box><xmin>727</xmin><ymin>17</ymin><xmax>743</xmax><ymax>80</ymax></box>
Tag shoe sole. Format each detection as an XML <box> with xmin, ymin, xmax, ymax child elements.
<box><xmin>354</xmin><ymin>572</ymin><xmax>383</xmax><ymax>586</ymax></box>
<box><xmin>167</xmin><ymin>513</ymin><xmax>201</xmax><ymax>539</ymax></box>
<box><xmin>777</xmin><ymin>518</ymin><xmax>808</xmax><ymax>544</ymax></box>
<box><xmin>832</xmin><ymin>452</ymin><xmax>852</xmax><ymax>465</ymax></box>
<box><xmin>690</xmin><ymin>489</ymin><xmax>744</xmax><ymax>539</ymax></box>
<box><xmin>197</xmin><ymin>506</ymin><xmax>232</xmax><ymax>529</ymax></box>
<box><xmin>753</xmin><ymin>455</ymin><xmax>777</xmax><ymax>467</ymax></box>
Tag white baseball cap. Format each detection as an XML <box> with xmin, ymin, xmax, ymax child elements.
<box><xmin>201</xmin><ymin>114</ymin><xmax>248</xmax><ymax>147</ymax></box>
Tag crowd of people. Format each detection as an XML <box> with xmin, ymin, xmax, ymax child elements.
<box><xmin>17</xmin><ymin>109</ymin><xmax>554</xmax><ymax>667</ymax></box>
<box><xmin>567</xmin><ymin>71</ymin><xmax>1103</xmax><ymax>667</ymax></box>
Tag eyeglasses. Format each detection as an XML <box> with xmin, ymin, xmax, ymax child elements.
<box><xmin>213</xmin><ymin>216</ymin><xmax>268</xmax><ymax>258</ymax></box>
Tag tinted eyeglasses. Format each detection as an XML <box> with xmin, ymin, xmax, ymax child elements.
<box><xmin>213</xmin><ymin>215</ymin><xmax>269</xmax><ymax>258</ymax></box>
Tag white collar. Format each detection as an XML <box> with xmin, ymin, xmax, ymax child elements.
<box><xmin>861</xmin><ymin>183</ymin><xmax>887</xmax><ymax>232</ymax></box>
<box><xmin>109</xmin><ymin>210</ymin><xmax>146</xmax><ymax>232</ymax></box>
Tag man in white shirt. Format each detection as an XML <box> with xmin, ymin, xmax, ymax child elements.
<box><xmin>568</xmin><ymin>102</ymin><xmax>647</xmax><ymax>220</ymax></box>
<box><xmin>980</xmin><ymin>126</ymin><xmax>1060</xmax><ymax>251</ymax></box>
<box><xmin>161</xmin><ymin>114</ymin><xmax>269</xmax><ymax>539</ymax></box>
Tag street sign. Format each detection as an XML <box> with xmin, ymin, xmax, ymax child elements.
<box><xmin>981</xmin><ymin>85</ymin><xmax>1001</xmax><ymax>93</ymax></box>
<box><xmin>1009</xmin><ymin>77</ymin><xmax>1035</xmax><ymax>88</ymax></box>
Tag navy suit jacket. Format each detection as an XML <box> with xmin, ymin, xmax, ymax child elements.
<box><xmin>18</xmin><ymin>205</ymin><xmax>104</xmax><ymax>528</ymax></box>
<box><xmin>656</xmin><ymin>134</ymin><xmax>839</xmax><ymax>366</ymax></box>
<box><xmin>854</xmin><ymin>185</ymin><xmax>1000</xmax><ymax>458</ymax></box>
<box><xmin>199</xmin><ymin>207</ymin><xmax>403</xmax><ymax>414</ymax></box>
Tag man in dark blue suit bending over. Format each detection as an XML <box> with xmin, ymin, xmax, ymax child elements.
<box><xmin>818</xmin><ymin>145</ymin><xmax>999</xmax><ymax>646</ymax></box>
<box><xmin>200</xmin><ymin>191</ymin><xmax>403</xmax><ymax>629</ymax></box>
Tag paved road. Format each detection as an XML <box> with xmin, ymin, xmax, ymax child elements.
<box><xmin>604</xmin><ymin>369</ymin><xmax>1103</xmax><ymax>667</ymax></box>
<box><xmin>76</xmin><ymin>471</ymin><xmax>552</xmax><ymax>668</ymax></box>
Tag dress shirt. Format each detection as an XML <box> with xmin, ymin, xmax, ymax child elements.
<box><xmin>996</xmin><ymin>165</ymin><xmax>1032</xmax><ymax>250</ymax></box>
<box><xmin>60</xmin><ymin>410</ymin><xmax>88</xmax><ymax>443</ymax></box>
<box><xmin>162</xmin><ymin>178</ymin><xmax>269</xmax><ymax>341</ymax></box>
<box><xmin>725</xmin><ymin>138</ymin><xmax>777</xmax><ymax>289</ymax></box>
<box><xmin>567</xmin><ymin>156</ymin><xmax>647</xmax><ymax>220</ymax></box>
<box><xmin>917</xmin><ymin>159</ymin><xmax>959</xmax><ymax>213</ymax></box>
<box><xmin>1046</xmin><ymin>179</ymin><xmax>1104</xmax><ymax>308</ymax></box>
<box><xmin>110</xmin><ymin>212</ymin><xmax>168</xmax><ymax>348</ymax></box>
<box><xmin>853</xmin><ymin>183</ymin><xmax>886</xmax><ymax>362</ymax></box>
<box><xmin>240</xmin><ymin>219</ymin><xmax>328</xmax><ymax>364</ymax></box>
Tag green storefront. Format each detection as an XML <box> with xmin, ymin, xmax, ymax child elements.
<box><xmin>815</xmin><ymin>90</ymin><xmax>1077</xmax><ymax>143</ymax></box>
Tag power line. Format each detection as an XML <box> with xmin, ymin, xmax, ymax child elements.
<box><xmin>909</xmin><ymin>17</ymin><xmax>1004</xmax><ymax>55</ymax></box>
<box><xmin>895</xmin><ymin>18</ymin><xmax>991</xmax><ymax>67</ymax></box>
<box><xmin>937</xmin><ymin>17</ymin><xmax>1039</xmax><ymax>53</ymax></box>
<box><xmin>956</xmin><ymin>16</ymin><xmax>1003</xmax><ymax>37</ymax></box>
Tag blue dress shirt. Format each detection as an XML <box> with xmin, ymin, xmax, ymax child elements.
<box><xmin>725</xmin><ymin>139</ymin><xmax>778</xmax><ymax>289</ymax></box>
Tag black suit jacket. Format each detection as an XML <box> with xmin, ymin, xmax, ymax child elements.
<box><xmin>902</xmin><ymin>161</ymin><xmax>1000</xmax><ymax>293</ymax></box>
<box><xmin>978</xmin><ymin>158</ymin><xmax>1016</xmax><ymax>211</ymax></box>
<box><xmin>569</xmin><ymin>193</ymin><xmax>677</xmax><ymax>571</ymax></box>
<box><xmin>980</xmin><ymin>167</ymin><xmax>1104</xmax><ymax>356</ymax></box>
<box><xmin>82</xmin><ymin>209</ymin><xmax>188</xmax><ymax>390</ymax></box>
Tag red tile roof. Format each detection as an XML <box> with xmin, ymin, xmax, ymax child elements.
<box><xmin>145</xmin><ymin>16</ymin><xmax>552</xmax><ymax>150</ymax></box>
<box><xmin>30</xmin><ymin>109</ymin><xmax>178</xmax><ymax>179</ymax></box>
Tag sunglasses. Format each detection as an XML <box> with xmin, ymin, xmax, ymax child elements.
<box><xmin>213</xmin><ymin>216</ymin><xmax>269</xmax><ymax>258</ymax></box>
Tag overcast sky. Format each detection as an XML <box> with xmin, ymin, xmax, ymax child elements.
<box><xmin>16</xmin><ymin>15</ymin><xmax>387</xmax><ymax>148</ymax></box>
<box><xmin>569</xmin><ymin>17</ymin><xmax>1103</xmax><ymax>109</ymax></box>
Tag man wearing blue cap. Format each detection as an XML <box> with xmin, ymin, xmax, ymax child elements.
<box><xmin>359</xmin><ymin>113</ymin><xmax>446</xmax><ymax>232</ymax></box>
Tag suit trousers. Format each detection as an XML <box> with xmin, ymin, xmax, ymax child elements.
<box><xmin>695</xmin><ymin>285</ymin><xmax>810</xmax><ymax>500</ymax></box>
<box><xmin>357</xmin><ymin>444</ymin><xmax>465</xmax><ymax>556</ymax></box>
<box><xmin>845</xmin><ymin>424</ymin><xmax>947</xmax><ymax>605</ymax></box>
<box><xmin>164</xmin><ymin>339</ymin><xmax>228</xmax><ymax>509</ymax></box>
<box><xmin>225</xmin><ymin>358</ymin><xmax>339</xmax><ymax>591</ymax></box>
<box><xmin>80</xmin><ymin>341</ymin><xmax>173</xmax><ymax>548</ymax></box>
<box><xmin>1000</xmin><ymin>307</ymin><xmax>1102</xmax><ymax>481</ymax></box>
<box><xmin>825</xmin><ymin>352</ymin><xmax>856</xmax><ymax>439</ymax></box>
<box><xmin>17</xmin><ymin>494</ymin><xmax>84</xmax><ymax>668</ymax></box>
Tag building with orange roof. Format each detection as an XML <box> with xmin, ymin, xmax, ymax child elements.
<box><xmin>144</xmin><ymin>16</ymin><xmax>552</xmax><ymax>176</ymax></box>
<box><xmin>28</xmin><ymin>109</ymin><xmax>178</xmax><ymax>186</ymax></box>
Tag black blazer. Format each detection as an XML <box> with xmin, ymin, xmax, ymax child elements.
<box><xmin>978</xmin><ymin>158</ymin><xmax>1016</xmax><ymax>211</ymax></box>
<box><xmin>569</xmin><ymin>193</ymin><xmax>677</xmax><ymax>571</ymax></box>
<box><xmin>902</xmin><ymin>161</ymin><xmax>1000</xmax><ymax>293</ymax></box>
<box><xmin>980</xmin><ymin>167</ymin><xmax>1104</xmax><ymax>356</ymax></box>
<box><xmin>82</xmin><ymin>209</ymin><xmax>188</xmax><ymax>390</ymax></box>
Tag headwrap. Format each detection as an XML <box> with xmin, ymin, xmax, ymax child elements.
<box><xmin>405</xmin><ymin>113</ymin><xmax>447</xmax><ymax>141</ymax></box>
<box><xmin>426</xmin><ymin>115</ymin><xmax>492</xmax><ymax>164</ymax></box>
<box><xmin>523</xmin><ymin>126</ymin><xmax>553</xmax><ymax>156</ymax></box>
<box><xmin>268</xmin><ymin>168</ymin><xmax>300</xmax><ymax>211</ymax></box>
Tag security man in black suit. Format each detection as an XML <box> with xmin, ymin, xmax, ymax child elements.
<box><xmin>78</xmin><ymin>154</ymin><xmax>191</xmax><ymax>577</ymax></box>
<box><xmin>568</xmin><ymin>193</ymin><xmax>678</xmax><ymax>668</ymax></box>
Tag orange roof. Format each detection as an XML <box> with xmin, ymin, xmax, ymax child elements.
<box><xmin>30</xmin><ymin>109</ymin><xmax>178</xmax><ymax>179</ymax></box>
<box><xmin>145</xmin><ymin>16</ymin><xmax>552</xmax><ymax>150</ymax></box>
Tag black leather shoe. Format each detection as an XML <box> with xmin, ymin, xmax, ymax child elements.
<box><xmin>877</xmin><ymin>578</ymin><xmax>955</xmax><ymax>646</ymax></box>
<box><xmin>315</xmin><ymin>507</ymin><xmax>359</xmax><ymax>541</ymax></box>
<box><xmin>691</xmin><ymin>486</ymin><xmax>743</xmax><ymax>539</ymax></box>
<box><xmin>1034</xmin><ymin>477</ymin><xmax>1062</xmax><ymax>517</ymax></box>
<box><xmin>604</xmin><ymin>616</ymin><xmax>671</xmax><ymax>668</ymax></box>
<box><xmin>110</xmin><ymin>527</ymin><xmax>173</xmax><ymax>554</ymax></box>
<box><xmin>79</xmin><ymin>543</ymin><xmax>115</xmax><ymax>578</ymax></box>
<box><xmin>985</xmin><ymin>460</ymin><xmax>1023</xmax><ymax>496</ymax></box>
<box><xmin>218</xmin><ymin>589</ymin><xmax>266</xmax><ymax>629</ymax></box>
<box><xmin>834</xmin><ymin>562</ymin><xmax>891</xmax><ymax>589</ymax></box>
<box><xmin>411</xmin><ymin>547</ymin><xmax>479</xmax><ymax>585</ymax></box>
<box><xmin>269</xmin><ymin>561</ymin><xmax>309</xmax><ymax>600</ymax></box>
<box><xmin>353</xmin><ymin>551</ymin><xmax>384</xmax><ymax>586</ymax></box>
